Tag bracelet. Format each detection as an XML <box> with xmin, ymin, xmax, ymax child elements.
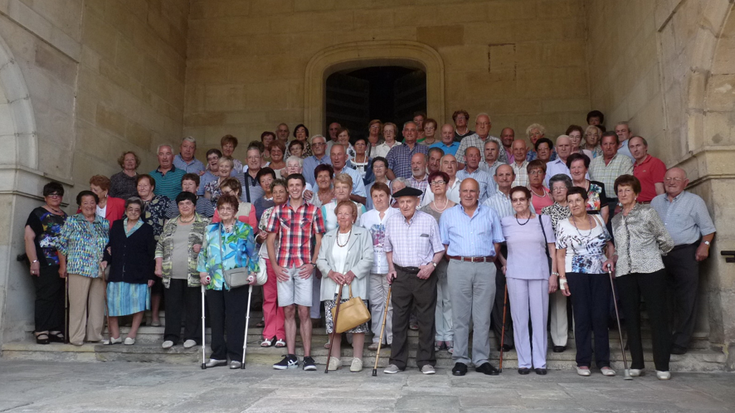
<box><xmin>551</xmin><ymin>272</ymin><xmax>559</xmax><ymax>276</ymax></box>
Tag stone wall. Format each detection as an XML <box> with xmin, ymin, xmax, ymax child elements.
<box><xmin>184</xmin><ymin>0</ymin><xmax>591</xmax><ymax>157</ymax></box>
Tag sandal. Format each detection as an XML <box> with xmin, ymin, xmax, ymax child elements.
<box><xmin>261</xmin><ymin>337</ymin><xmax>275</xmax><ymax>347</ymax></box>
<box><xmin>49</xmin><ymin>331</ymin><xmax>65</xmax><ymax>343</ymax></box>
<box><xmin>255</xmin><ymin>320</ymin><xmax>265</xmax><ymax>328</ymax></box>
<box><xmin>35</xmin><ymin>333</ymin><xmax>50</xmax><ymax>345</ymax></box>
<box><xmin>275</xmin><ymin>338</ymin><xmax>286</xmax><ymax>348</ymax></box>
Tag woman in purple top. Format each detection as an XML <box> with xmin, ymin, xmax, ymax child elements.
<box><xmin>499</xmin><ymin>186</ymin><xmax>558</xmax><ymax>375</ymax></box>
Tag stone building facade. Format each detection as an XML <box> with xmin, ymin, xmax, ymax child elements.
<box><xmin>0</xmin><ymin>0</ymin><xmax>734</xmax><ymax>368</ymax></box>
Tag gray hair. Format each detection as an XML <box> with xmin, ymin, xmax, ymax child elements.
<box><xmin>310</xmin><ymin>134</ymin><xmax>326</xmax><ymax>144</ymax></box>
<box><xmin>157</xmin><ymin>143</ymin><xmax>173</xmax><ymax>153</ymax></box>
<box><xmin>525</xmin><ymin>123</ymin><xmax>546</xmax><ymax>138</ymax></box>
<box><xmin>615</xmin><ymin>121</ymin><xmax>630</xmax><ymax>131</ymax></box>
<box><xmin>182</xmin><ymin>136</ymin><xmax>196</xmax><ymax>145</ymax></box>
<box><xmin>548</xmin><ymin>174</ymin><xmax>573</xmax><ymax>189</ymax></box>
<box><xmin>403</xmin><ymin>121</ymin><xmax>417</xmax><ymax>130</ymax></box>
<box><xmin>475</xmin><ymin>112</ymin><xmax>492</xmax><ymax>123</ymax></box>
<box><xmin>392</xmin><ymin>177</ymin><xmax>409</xmax><ymax>191</ymax></box>
<box><xmin>286</xmin><ymin>156</ymin><xmax>303</xmax><ymax>167</ymax></box>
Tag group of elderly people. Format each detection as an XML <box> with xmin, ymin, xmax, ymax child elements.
<box><xmin>23</xmin><ymin>111</ymin><xmax>715</xmax><ymax>379</ymax></box>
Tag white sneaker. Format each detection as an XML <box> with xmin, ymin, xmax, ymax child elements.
<box><xmin>327</xmin><ymin>357</ymin><xmax>341</xmax><ymax>371</ymax></box>
<box><xmin>656</xmin><ymin>370</ymin><xmax>671</xmax><ymax>380</ymax></box>
<box><xmin>629</xmin><ymin>369</ymin><xmax>643</xmax><ymax>377</ymax></box>
<box><xmin>161</xmin><ymin>340</ymin><xmax>174</xmax><ymax>349</ymax></box>
<box><xmin>350</xmin><ymin>358</ymin><xmax>363</xmax><ymax>372</ymax></box>
<box><xmin>384</xmin><ymin>364</ymin><xmax>400</xmax><ymax>374</ymax></box>
<box><xmin>183</xmin><ymin>339</ymin><xmax>197</xmax><ymax>349</ymax></box>
<box><xmin>124</xmin><ymin>337</ymin><xmax>136</xmax><ymax>345</ymax></box>
<box><xmin>421</xmin><ymin>365</ymin><xmax>436</xmax><ymax>375</ymax></box>
<box><xmin>102</xmin><ymin>336</ymin><xmax>122</xmax><ymax>345</ymax></box>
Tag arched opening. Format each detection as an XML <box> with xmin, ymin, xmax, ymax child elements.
<box><xmin>326</xmin><ymin>66</ymin><xmax>426</xmax><ymax>140</ymax></box>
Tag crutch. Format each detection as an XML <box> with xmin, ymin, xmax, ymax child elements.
<box><xmin>499</xmin><ymin>284</ymin><xmax>508</xmax><ymax>373</ymax></box>
<box><xmin>64</xmin><ymin>276</ymin><xmax>69</xmax><ymax>344</ymax></box>
<box><xmin>200</xmin><ymin>284</ymin><xmax>207</xmax><ymax>369</ymax></box>
<box><xmin>241</xmin><ymin>284</ymin><xmax>254</xmax><ymax>369</ymax></box>
<box><xmin>609</xmin><ymin>269</ymin><xmax>632</xmax><ymax>380</ymax></box>
<box><xmin>372</xmin><ymin>286</ymin><xmax>392</xmax><ymax>376</ymax></box>
<box><xmin>325</xmin><ymin>284</ymin><xmax>343</xmax><ymax>374</ymax></box>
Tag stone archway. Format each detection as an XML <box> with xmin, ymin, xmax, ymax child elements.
<box><xmin>304</xmin><ymin>40</ymin><xmax>445</xmax><ymax>136</ymax></box>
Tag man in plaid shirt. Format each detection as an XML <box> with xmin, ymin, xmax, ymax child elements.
<box><xmin>266</xmin><ymin>173</ymin><xmax>325</xmax><ymax>371</ymax></box>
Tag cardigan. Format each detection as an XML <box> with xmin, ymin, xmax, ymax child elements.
<box><xmin>103</xmin><ymin>220</ymin><xmax>156</xmax><ymax>284</ymax></box>
<box><xmin>155</xmin><ymin>213</ymin><xmax>210</xmax><ymax>288</ymax></box>
<box><xmin>316</xmin><ymin>226</ymin><xmax>374</xmax><ymax>301</ymax></box>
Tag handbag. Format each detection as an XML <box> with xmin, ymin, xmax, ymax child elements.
<box><xmin>539</xmin><ymin>215</ymin><xmax>552</xmax><ymax>273</ymax></box>
<box><xmin>330</xmin><ymin>283</ymin><xmax>371</xmax><ymax>334</ymax></box>
<box><xmin>254</xmin><ymin>256</ymin><xmax>268</xmax><ymax>286</ymax></box>
<box><xmin>218</xmin><ymin>225</ymin><xmax>251</xmax><ymax>289</ymax></box>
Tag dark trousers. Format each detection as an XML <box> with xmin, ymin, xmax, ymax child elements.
<box><xmin>567</xmin><ymin>272</ymin><xmax>612</xmax><ymax>368</ymax></box>
<box><xmin>207</xmin><ymin>286</ymin><xmax>248</xmax><ymax>361</ymax></box>
<box><xmin>163</xmin><ymin>279</ymin><xmax>201</xmax><ymax>344</ymax></box>
<box><xmin>390</xmin><ymin>267</ymin><xmax>437</xmax><ymax>370</ymax></box>
<box><xmin>663</xmin><ymin>243</ymin><xmax>699</xmax><ymax>349</ymax></box>
<box><xmin>32</xmin><ymin>264</ymin><xmax>65</xmax><ymax>333</ymax></box>
<box><xmin>492</xmin><ymin>259</ymin><xmax>514</xmax><ymax>347</ymax></box>
<box><xmin>617</xmin><ymin>270</ymin><xmax>671</xmax><ymax>371</ymax></box>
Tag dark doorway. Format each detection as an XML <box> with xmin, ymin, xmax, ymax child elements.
<box><xmin>325</xmin><ymin>66</ymin><xmax>427</xmax><ymax>141</ymax></box>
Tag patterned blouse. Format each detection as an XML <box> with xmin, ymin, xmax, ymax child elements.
<box><xmin>26</xmin><ymin>207</ymin><xmax>67</xmax><ymax>266</ymax></box>
<box><xmin>611</xmin><ymin>203</ymin><xmax>674</xmax><ymax>277</ymax></box>
<box><xmin>197</xmin><ymin>221</ymin><xmax>260</xmax><ymax>291</ymax></box>
<box><xmin>109</xmin><ymin>171</ymin><xmax>138</xmax><ymax>200</ymax></box>
<box><xmin>541</xmin><ymin>202</ymin><xmax>571</xmax><ymax>234</ymax></box>
<box><xmin>555</xmin><ymin>215</ymin><xmax>611</xmax><ymax>274</ymax></box>
<box><xmin>258</xmin><ymin>206</ymin><xmax>279</xmax><ymax>258</ymax></box>
<box><xmin>155</xmin><ymin>214</ymin><xmax>210</xmax><ymax>288</ymax></box>
<box><xmin>142</xmin><ymin>195</ymin><xmax>172</xmax><ymax>239</ymax></box>
<box><xmin>583</xmin><ymin>180</ymin><xmax>608</xmax><ymax>214</ymax></box>
<box><xmin>55</xmin><ymin>214</ymin><xmax>109</xmax><ymax>278</ymax></box>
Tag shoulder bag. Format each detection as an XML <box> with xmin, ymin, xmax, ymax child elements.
<box><xmin>331</xmin><ymin>283</ymin><xmax>371</xmax><ymax>334</ymax></box>
<box><xmin>539</xmin><ymin>215</ymin><xmax>552</xmax><ymax>273</ymax></box>
<box><xmin>218</xmin><ymin>225</ymin><xmax>251</xmax><ymax>289</ymax></box>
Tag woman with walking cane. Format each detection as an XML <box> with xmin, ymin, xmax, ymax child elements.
<box><xmin>611</xmin><ymin>175</ymin><xmax>674</xmax><ymax>380</ymax></box>
<box><xmin>24</xmin><ymin>182</ymin><xmax>68</xmax><ymax>344</ymax></box>
<box><xmin>554</xmin><ymin>187</ymin><xmax>617</xmax><ymax>376</ymax></box>
<box><xmin>198</xmin><ymin>194</ymin><xmax>260</xmax><ymax>369</ymax></box>
<box><xmin>316</xmin><ymin>200</ymin><xmax>373</xmax><ymax>372</ymax></box>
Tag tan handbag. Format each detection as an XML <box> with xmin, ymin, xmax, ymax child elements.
<box><xmin>330</xmin><ymin>284</ymin><xmax>371</xmax><ymax>334</ymax></box>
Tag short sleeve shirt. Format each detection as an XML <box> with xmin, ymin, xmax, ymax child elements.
<box><xmin>555</xmin><ymin>216</ymin><xmax>611</xmax><ymax>274</ymax></box>
<box><xmin>266</xmin><ymin>201</ymin><xmax>326</xmax><ymax>268</ymax></box>
<box><xmin>633</xmin><ymin>155</ymin><xmax>666</xmax><ymax>202</ymax></box>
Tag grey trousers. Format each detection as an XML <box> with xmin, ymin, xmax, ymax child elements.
<box><xmin>369</xmin><ymin>273</ymin><xmax>392</xmax><ymax>344</ymax></box>
<box><xmin>447</xmin><ymin>260</ymin><xmax>496</xmax><ymax>366</ymax></box>
<box><xmin>434</xmin><ymin>259</ymin><xmax>453</xmax><ymax>341</ymax></box>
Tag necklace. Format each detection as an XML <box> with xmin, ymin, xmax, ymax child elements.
<box><xmin>529</xmin><ymin>186</ymin><xmax>547</xmax><ymax>198</ymax></box>
<box><xmin>179</xmin><ymin>215</ymin><xmax>195</xmax><ymax>224</ymax></box>
<box><xmin>515</xmin><ymin>213</ymin><xmax>531</xmax><ymax>226</ymax></box>
<box><xmin>46</xmin><ymin>205</ymin><xmax>63</xmax><ymax>215</ymax></box>
<box><xmin>336</xmin><ymin>229</ymin><xmax>352</xmax><ymax>247</ymax></box>
<box><xmin>433</xmin><ymin>197</ymin><xmax>449</xmax><ymax>212</ymax></box>
<box><xmin>571</xmin><ymin>214</ymin><xmax>594</xmax><ymax>238</ymax></box>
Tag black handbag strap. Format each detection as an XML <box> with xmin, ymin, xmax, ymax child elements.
<box><xmin>539</xmin><ymin>215</ymin><xmax>552</xmax><ymax>270</ymax></box>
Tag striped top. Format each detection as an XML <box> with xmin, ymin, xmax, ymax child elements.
<box><xmin>150</xmin><ymin>165</ymin><xmax>186</xmax><ymax>201</ymax></box>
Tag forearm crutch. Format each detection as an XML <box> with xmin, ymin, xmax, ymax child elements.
<box><xmin>609</xmin><ymin>269</ymin><xmax>632</xmax><ymax>380</ymax></box>
<box><xmin>372</xmin><ymin>285</ymin><xmax>392</xmax><ymax>376</ymax></box>
<box><xmin>325</xmin><ymin>284</ymin><xmax>343</xmax><ymax>374</ymax></box>
<box><xmin>499</xmin><ymin>284</ymin><xmax>508</xmax><ymax>373</ymax></box>
<box><xmin>241</xmin><ymin>284</ymin><xmax>253</xmax><ymax>369</ymax></box>
<box><xmin>200</xmin><ymin>284</ymin><xmax>207</xmax><ymax>369</ymax></box>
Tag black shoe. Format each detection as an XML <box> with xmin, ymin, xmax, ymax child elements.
<box><xmin>552</xmin><ymin>346</ymin><xmax>566</xmax><ymax>353</ymax></box>
<box><xmin>302</xmin><ymin>356</ymin><xmax>317</xmax><ymax>371</ymax></box>
<box><xmin>475</xmin><ymin>362</ymin><xmax>500</xmax><ymax>376</ymax></box>
<box><xmin>452</xmin><ymin>362</ymin><xmax>467</xmax><ymax>376</ymax></box>
<box><xmin>671</xmin><ymin>345</ymin><xmax>688</xmax><ymax>355</ymax></box>
<box><xmin>518</xmin><ymin>368</ymin><xmax>531</xmax><ymax>375</ymax></box>
<box><xmin>273</xmin><ymin>354</ymin><xmax>298</xmax><ymax>370</ymax></box>
<box><xmin>502</xmin><ymin>344</ymin><xmax>514</xmax><ymax>352</ymax></box>
<box><xmin>535</xmin><ymin>368</ymin><xmax>547</xmax><ymax>375</ymax></box>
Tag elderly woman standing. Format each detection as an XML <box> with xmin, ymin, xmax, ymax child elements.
<box><xmin>55</xmin><ymin>191</ymin><xmax>109</xmax><ymax>346</ymax></box>
<box><xmin>213</xmin><ymin>177</ymin><xmax>257</xmax><ymax>231</ymax></box>
<box><xmin>268</xmin><ymin>141</ymin><xmax>286</xmax><ymax>177</ymax></box>
<box><xmin>565</xmin><ymin>125</ymin><xmax>585</xmax><ymax>155</ymax></box>
<box><xmin>24</xmin><ymin>182</ymin><xmax>68</xmax><ymax>344</ymax></box>
<box><xmin>312</xmin><ymin>164</ymin><xmax>335</xmax><ymax>208</ymax></box>
<box><xmin>317</xmin><ymin>200</ymin><xmax>374</xmax><ymax>372</ymax></box>
<box><xmin>366</xmin><ymin>119</ymin><xmax>383</xmax><ymax>158</ymax></box>
<box><xmin>555</xmin><ymin>187</ymin><xmax>617</xmax><ymax>376</ymax></box>
<box><xmin>365</xmin><ymin>157</ymin><xmax>390</xmax><ymax>211</ymax></box>
<box><xmin>253</xmin><ymin>167</ymin><xmax>277</xmax><ymax>222</ymax></box>
<box><xmin>499</xmin><ymin>186</ymin><xmax>557</xmax><ymax>375</ymax></box>
<box><xmin>292</xmin><ymin>124</ymin><xmax>312</xmax><ymax>158</ymax></box>
<box><xmin>110</xmin><ymin>151</ymin><xmax>140</xmax><ymax>200</ymax></box>
<box><xmin>583</xmin><ymin>125</ymin><xmax>603</xmax><ymax>159</ymax></box>
<box><xmin>527</xmin><ymin>160</ymin><xmax>553</xmax><ymax>213</ymax></box>
<box><xmin>526</xmin><ymin>123</ymin><xmax>556</xmax><ymax>162</ymax></box>
<box><xmin>541</xmin><ymin>174</ymin><xmax>573</xmax><ymax>353</ymax></box>
<box><xmin>155</xmin><ymin>192</ymin><xmax>209</xmax><ymax>349</ymax></box>
<box><xmin>101</xmin><ymin>198</ymin><xmax>156</xmax><ymax>345</ymax></box>
<box><xmin>568</xmin><ymin>153</ymin><xmax>609</xmax><ymax>223</ymax></box>
<box><xmin>321</xmin><ymin>173</ymin><xmax>366</xmax><ymax>231</ymax></box>
<box><xmin>198</xmin><ymin>194</ymin><xmax>260</xmax><ymax>368</ymax></box>
<box><xmin>89</xmin><ymin>175</ymin><xmax>126</xmax><ymax>225</ymax></box>
<box><xmin>220</xmin><ymin>134</ymin><xmax>243</xmax><ymax>174</ymax></box>
<box><xmin>420</xmin><ymin>171</ymin><xmax>456</xmax><ymax>354</ymax></box>
<box><xmin>612</xmin><ymin>175</ymin><xmax>674</xmax><ymax>380</ymax></box>
<box><xmin>374</xmin><ymin>123</ymin><xmax>401</xmax><ymax>159</ymax></box>
<box><xmin>205</xmin><ymin>157</ymin><xmax>240</xmax><ymax>203</ymax></box>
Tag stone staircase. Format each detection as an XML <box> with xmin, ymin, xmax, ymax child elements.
<box><xmin>1</xmin><ymin>310</ymin><xmax>726</xmax><ymax>372</ymax></box>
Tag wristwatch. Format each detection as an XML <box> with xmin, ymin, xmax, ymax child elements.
<box><xmin>429</xmin><ymin>262</ymin><xmax>437</xmax><ymax>268</ymax></box>
<box><xmin>703</xmin><ymin>241</ymin><xmax>711</xmax><ymax>246</ymax></box>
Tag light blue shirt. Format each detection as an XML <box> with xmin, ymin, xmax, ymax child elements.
<box><xmin>456</xmin><ymin>168</ymin><xmax>495</xmax><ymax>202</ymax></box>
<box><xmin>651</xmin><ymin>191</ymin><xmax>716</xmax><ymax>245</ymax></box>
<box><xmin>335</xmin><ymin>166</ymin><xmax>367</xmax><ymax>197</ymax></box>
<box><xmin>303</xmin><ymin>154</ymin><xmax>332</xmax><ymax>188</ymax></box>
<box><xmin>429</xmin><ymin>141</ymin><xmax>460</xmax><ymax>157</ymax></box>
<box><xmin>618</xmin><ymin>140</ymin><xmax>634</xmax><ymax>160</ymax></box>
<box><xmin>483</xmin><ymin>191</ymin><xmax>537</xmax><ymax>219</ymax></box>
<box><xmin>440</xmin><ymin>203</ymin><xmax>505</xmax><ymax>257</ymax></box>
<box><xmin>198</xmin><ymin>171</ymin><xmax>217</xmax><ymax>196</ymax></box>
<box><xmin>173</xmin><ymin>154</ymin><xmax>205</xmax><ymax>174</ymax></box>
<box><xmin>544</xmin><ymin>158</ymin><xmax>571</xmax><ymax>187</ymax></box>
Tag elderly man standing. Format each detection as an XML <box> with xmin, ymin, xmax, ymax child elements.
<box><xmin>326</xmin><ymin>122</ymin><xmax>341</xmax><ymax>153</ymax></box>
<box><xmin>330</xmin><ymin>143</ymin><xmax>367</xmax><ymax>205</ymax></box>
<box><xmin>276</xmin><ymin>123</ymin><xmax>290</xmax><ymax>143</ymax></box>
<box><xmin>500</xmin><ymin>128</ymin><xmax>516</xmax><ymax>164</ymax></box>
<box><xmin>651</xmin><ymin>168</ymin><xmax>716</xmax><ymax>355</ymax></box>
<box><xmin>407</xmin><ymin>153</ymin><xmax>429</xmax><ymax>194</ymax></box>
<box><xmin>479</xmin><ymin>139</ymin><xmax>505</xmax><ymax>179</ymax></box>
<box><xmin>422</xmin><ymin>155</ymin><xmax>462</xmax><ymax>206</ymax></box>
<box><xmin>441</xmin><ymin>179</ymin><xmax>505</xmax><ymax>376</ymax></box>
<box><xmin>614</xmin><ymin>122</ymin><xmax>634</xmax><ymax>160</ymax></box>
<box><xmin>383</xmin><ymin>187</ymin><xmax>445</xmax><ymax>375</ymax></box>
<box><xmin>428</xmin><ymin>148</ymin><xmax>443</xmax><ymax>175</ymax></box>
<box><xmin>630</xmin><ymin>136</ymin><xmax>666</xmax><ymax>203</ymax></box>
<box><xmin>457</xmin><ymin>147</ymin><xmax>494</xmax><ymax>202</ymax></box>
<box><xmin>510</xmin><ymin>140</ymin><xmax>530</xmax><ymax>188</ymax></box>
<box><xmin>386</xmin><ymin>121</ymin><xmax>429</xmax><ymax>180</ymax></box>
<box><xmin>589</xmin><ymin>131</ymin><xmax>633</xmax><ymax>213</ymax></box>
<box><xmin>430</xmin><ymin>124</ymin><xmax>460</xmax><ymax>156</ymax></box>
<box><xmin>173</xmin><ymin>136</ymin><xmax>205</xmax><ymax>174</ymax></box>
<box><xmin>544</xmin><ymin>135</ymin><xmax>574</xmax><ymax>187</ymax></box>
<box><xmin>456</xmin><ymin>113</ymin><xmax>508</xmax><ymax>168</ymax></box>
<box><xmin>302</xmin><ymin>135</ymin><xmax>331</xmax><ymax>188</ymax></box>
<box><xmin>150</xmin><ymin>144</ymin><xmax>186</xmax><ymax>200</ymax></box>
<box><xmin>242</xmin><ymin>145</ymin><xmax>265</xmax><ymax>203</ymax></box>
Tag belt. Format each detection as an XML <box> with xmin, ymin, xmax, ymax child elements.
<box><xmin>446</xmin><ymin>255</ymin><xmax>496</xmax><ymax>263</ymax></box>
<box><xmin>394</xmin><ymin>264</ymin><xmax>420</xmax><ymax>273</ymax></box>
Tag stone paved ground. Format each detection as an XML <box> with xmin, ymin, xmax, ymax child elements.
<box><xmin>0</xmin><ymin>360</ymin><xmax>734</xmax><ymax>412</ymax></box>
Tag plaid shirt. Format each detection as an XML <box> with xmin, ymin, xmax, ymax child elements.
<box><xmin>266</xmin><ymin>200</ymin><xmax>325</xmax><ymax>268</ymax></box>
<box><xmin>589</xmin><ymin>153</ymin><xmax>633</xmax><ymax>199</ymax></box>
<box><xmin>456</xmin><ymin>134</ymin><xmax>508</xmax><ymax>165</ymax></box>
<box><xmin>384</xmin><ymin>210</ymin><xmax>443</xmax><ymax>268</ymax></box>
<box><xmin>407</xmin><ymin>173</ymin><xmax>429</xmax><ymax>193</ymax></box>
<box><xmin>386</xmin><ymin>143</ymin><xmax>428</xmax><ymax>178</ymax></box>
<box><xmin>511</xmin><ymin>161</ymin><xmax>530</xmax><ymax>187</ymax></box>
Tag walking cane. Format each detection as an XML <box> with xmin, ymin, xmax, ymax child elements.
<box><xmin>499</xmin><ymin>284</ymin><xmax>508</xmax><ymax>373</ymax></box>
<box><xmin>608</xmin><ymin>269</ymin><xmax>632</xmax><ymax>380</ymax></box>
<box><xmin>325</xmin><ymin>284</ymin><xmax>343</xmax><ymax>374</ymax></box>
<box><xmin>241</xmin><ymin>284</ymin><xmax>253</xmax><ymax>369</ymax></box>
<box><xmin>200</xmin><ymin>284</ymin><xmax>207</xmax><ymax>369</ymax></box>
<box><xmin>372</xmin><ymin>286</ymin><xmax>392</xmax><ymax>376</ymax></box>
<box><xmin>64</xmin><ymin>276</ymin><xmax>69</xmax><ymax>344</ymax></box>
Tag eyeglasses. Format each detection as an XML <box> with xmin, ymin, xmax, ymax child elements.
<box><xmin>551</xmin><ymin>187</ymin><xmax>567</xmax><ymax>192</ymax></box>
<box><xmin>47</xmin><ymin>194</ymin><xmax>62</xmax><ymax>198</ymax></box>
<box><xmin>529</xmin><ymin>170</ymin><xmax>544</xmax><ymax>176</ymax></box>
<box><xmin>430</xmin><ymin>181</ymin><xmax>447</xmax><ymax>186</ymax></box>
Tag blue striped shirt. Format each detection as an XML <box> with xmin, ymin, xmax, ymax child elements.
<box><xmin>439</xmin><ymin>203</ymin><xmax>505</xmax><ymax>257</ymax></box>
<box><xmin>456</xmin><ymin>168</ymin><xmax>495</xmax><ymax>202</ymax></box>
<box><xmin>150</xmin><ymin>165</ymin><xmax>185</xmax><ymax>201</ymax></box>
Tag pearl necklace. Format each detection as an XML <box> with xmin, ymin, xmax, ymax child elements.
<box><xmin>336</xmin><ymin>229</ymin><xmax>352</xmax><ymax>247</ymax></box>
<box><xmin>432</xmin><ymin>197</ymin><xmax>449</xmax><ymax>212</ymax></box>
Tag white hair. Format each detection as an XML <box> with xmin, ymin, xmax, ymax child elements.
<box><xmin>286</xmin><ymin>156</ymin><xmax>303</xmax><ymax>167</ymax></box>
<box><xmin>157</xmin><ymin>143</ymin><xmax>173</xmax><ymax>153</ymax></box>
<box><xmin>310</xmin><ymin>134</ymin><xmax>326</xmax><ymax>144</ymax></box>
<box><xmin>475</xmin><ymin>112</ymin><xmax>492</xmax><ymax>123</ymax></box>
<box><xmin>182</xmin><ymin>136</ymin><xmax>196</xmax><ymax>145</ymax></box>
